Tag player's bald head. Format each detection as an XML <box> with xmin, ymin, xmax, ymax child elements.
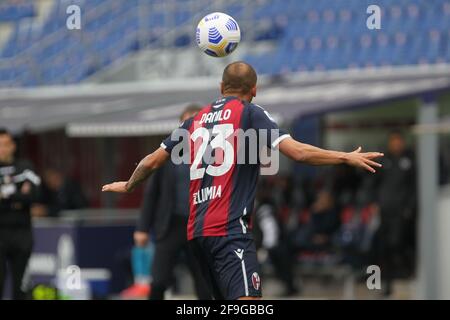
<box><xmin>221</xmin><ymin>61</ymin><xmax>257</xmax><ymax>96</ymax></box>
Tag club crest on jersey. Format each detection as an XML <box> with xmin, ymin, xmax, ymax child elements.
<box><xmin>251</xmin><ymin>272</ymin><xmax>261</xmax><ymax>290</ymax></box>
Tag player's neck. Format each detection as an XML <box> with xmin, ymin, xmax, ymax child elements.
<box><xmin>223</xmin><ymin>93</ymin><xmax>252</xmax><ymax>103</ymax></box>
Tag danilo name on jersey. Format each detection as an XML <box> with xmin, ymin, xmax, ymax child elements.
<box><xmin>199</xmin><ymin>109</ymin><xmax>231</xmax><ymax>125</ymax></box>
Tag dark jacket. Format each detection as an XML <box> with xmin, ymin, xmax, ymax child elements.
<box><xmin>136</xmin><ymin>161</ymin><xmax>180</xmax><ymax>241</ymax></box>
<box><xmin>376</xmin><ymin>149</ymin><xmax>416</xmax><ymax>218</ymax></box>
<box><xmin>0</xmin><ymin>160</ymin><xmax>42</xmax><ymax>228</ymax></box>
<box><xmin>41</xmin><ymin>178</ymin><xmax>88</xmax><ymax>217</ymax></box>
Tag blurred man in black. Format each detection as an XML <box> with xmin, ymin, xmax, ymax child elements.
<box><xmin>133</xmin><ymin>106</ymin><xmax>211</xmax><ymax>300</ymax></box>
<box><xmin>253</xmin><ymin>179</ymin><xmax>299</xmax><ymax>297</ymax></box>
<box><xmin>374</xmin><ymin>131</ymin><xmax>416</xmax><ymax>296</ymax></box>
<box><xmin>0</xmin><ymin>129</ymin><xmax>42</xmax><ymax>299</ymax></box>
<box><xmin>41</xmin><ymin>168</ymin><xmax>88</xmax><ymax>217</ymax></box>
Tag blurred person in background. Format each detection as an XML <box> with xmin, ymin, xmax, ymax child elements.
<box><xmin>120</xmin><ymin>241</ymin><xmax>154</xmax><ymax>299</ymax></box>
<box><xmin>372</xmin><ymin>131</ymin><xmax>416</xmax><ymax>297</ymax></box>
<box><xmin>293</xmin><ymin>188</ymin><xmax>340</xmax><ymax>252</ymax></box>
<box><xmin>253</xmin><ymin>179</ymin><xmax>299</xmax><ymax>297</ymax></box>
<box><xmin>131</xmin><ymin>105</ymin><xmax>211</xmax><ymax>300</ymax></box>
<box><xmin>0</xmin><ymin>128</ymin><xmax>43</xmax><ymax>299</ymax></box>
<box><xmin>39</xmin><ymin>168</ymin><xmax>88</xmax><ymax>217</ymax></box>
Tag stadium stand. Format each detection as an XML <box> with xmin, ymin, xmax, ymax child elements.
<box><xmin>1</xmin><ymin>0</ymin><xmax>450</xmax><ymax>301</ymax></box>
<box><xmin>0</xmin><ymin>0</ymin><xmax>35</xmax><ymax>22</ymax></box>
<box><xmin>0</xmin><ymin>0</ymin><xmax>450</xmax><ymax>87</ymax></box>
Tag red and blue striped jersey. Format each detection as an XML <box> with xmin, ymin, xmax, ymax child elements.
<box><xmin>161</xmin><ymin>96</ymin><xmax>290</xmax><ymax>240</ymax></box>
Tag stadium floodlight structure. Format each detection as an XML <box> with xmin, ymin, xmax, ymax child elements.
<box><xmin>413</xmin><ymin>113</ymin><xmax>450</xmax><ymax>300</ymax></box>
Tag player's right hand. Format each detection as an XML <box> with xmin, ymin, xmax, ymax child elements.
<box><xmin>344</xmin><ymin>147</ymin><xmax>383</xmax><ymax>173</ymax></box>
<box><xmin>134</xmin><ymin>231</ymin><xmax>149</xmax><ymax>247</ymax></box>
<box><xmin>102</xmin><ymin>181</ymin><xmax>129</xmax><ymax>193</ymax></box>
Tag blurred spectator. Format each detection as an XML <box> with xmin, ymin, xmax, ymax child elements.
<box><xmin>0</xmin><ymin>128</ymin><xmax>43</xmax><ymax>299</ymax></box>
<box><xmin>40</xmin><ymin>168</ymin><xmax>88</xmax><ymax>217</ymax></box>
<box><xmin>292</xmin><ymin>180</ymin><xmax>341</xmax><ymax>253</ymax></box>
<box><xmin>329</xmin><ymin>164</ymin><xmax>362</xmax><ymax>208</ymax></box>
<box><xmin>133</xmin><ymin>105</ymin><xmax>211</xmax><ymax>300</ymax></box>
<box><xmin>120</xmin><ymin>244</ymin><xmax>154</xmax><ymax>299</ymax></box>
<box><xmin>254</xmin><ymin>179</ymin><xmax>299</xmax><ymax>297</ymax></box>
<box><xmin>372</xmin><ymin>131</ymin><xmax>416</xmax><ymax>296</ymax></box>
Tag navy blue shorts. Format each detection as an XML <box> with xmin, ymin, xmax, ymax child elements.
<box><xmin>189</xmin><ymin>236</ymin><xmax>262</xmax><ymax>300</ymax></box>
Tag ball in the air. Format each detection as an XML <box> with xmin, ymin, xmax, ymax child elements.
<box><xmin>196</xmin><ymin>12</ymin><xmax>241</xmax><ymax>57</ymax></box>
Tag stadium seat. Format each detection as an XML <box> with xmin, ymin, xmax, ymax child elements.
<box><xmin>0</xmin><ymin>0</ymin><xmax>449</xmax><ymax>86</ymax></box>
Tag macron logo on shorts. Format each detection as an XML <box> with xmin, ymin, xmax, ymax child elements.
<box><xmin>234</xmin><ymin>249</ymin><xmax>244</xmax><ymax>260</ymax></box>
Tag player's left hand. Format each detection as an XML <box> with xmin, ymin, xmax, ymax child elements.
<box><xmin>102</xmin><ymin>181</ymin><xmax>129</xmax><ymax>193</ymax></box>
<box><xmin>345</xmin><ymin>147</ymin><xmax>383</xmax><ymax>173</ymax></box>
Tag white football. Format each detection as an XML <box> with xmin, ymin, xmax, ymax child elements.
<box><xmin>196</xmin><ymin>12</ymin><xmax>241</xmax><ymax>57</ymax></box>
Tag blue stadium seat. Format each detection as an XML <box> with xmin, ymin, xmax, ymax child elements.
<box><xmin>0</xmin><ymin>1</ymin><xmax>35</xmax><ymax>22</ymax></box>
<box><xmin>0</xmin><ymin>0</ymin><xmax>449</xmax><ymax>86</ymax></box>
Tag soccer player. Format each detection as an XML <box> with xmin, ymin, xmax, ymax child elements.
<box><xmin>0</xmin><ymin>128</ymin><xmax>42</xmax><ymax>299</ymax></box>
<box><xmin>102</xmin><ymin>62</ymin><xmax>383</xmax><ymax>300</ymax></box>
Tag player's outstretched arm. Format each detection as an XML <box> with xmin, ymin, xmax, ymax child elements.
<box><xmin>102</xmin><ymin>147</ymin><xmax>169</xmax><ymax>193</ymax></box>
<box><xmin>278</xmin><ymin>137</ymin><xmax>383</xmax><ymax>173</ymax></box>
